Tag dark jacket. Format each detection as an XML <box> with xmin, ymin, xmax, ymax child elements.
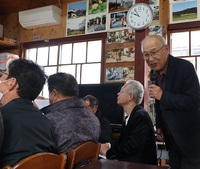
<box><xmin>0</xmin><ymin>98</ymin><xmax>56</xmax><ymax>168</ymax></box>
<box><xmin>41</xmin><ymin>97</ymin><xmax>101</xmax><ymax>154</ymax></box>
<box><xmin>156</xmin><ymin>55</ymin><xmax>200</xmax><ymax>160</ymax></box>
<box><xmin>106</xmin><ymin>105</ymin><xmax>157</xmax><ymax>165</ymax></box>
<box><xmin>0</xmin><ymin>111</ymin><xmax>3</xmax><ymax>151</ymax></box>
<box><xmin>96</xmin><ymin>110</ymin><xmax>112</xmax><ymax>143</ymax></box>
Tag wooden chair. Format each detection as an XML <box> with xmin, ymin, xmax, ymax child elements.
<box><xmin>65</xmin><ymin>141</ymin><xmax>100</xmax><ymax>169</ymax></box>
<box><xmin>3</xmin><ymin>152</ymin><xmax>67</xmax><ymax>169</ymax></box>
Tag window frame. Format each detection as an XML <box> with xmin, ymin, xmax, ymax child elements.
<box><xmin>21</xmin><ymin>32</ymin><xmax>107</xmax><ymax>84</ymax></box>
<box><xmin>168</xmin><ymin>21</ymin><xmax>200</xmax><ymax>75</ymax></box>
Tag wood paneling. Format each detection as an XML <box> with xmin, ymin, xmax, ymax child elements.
<box><xmin>0</xmin><ymin>0</ymin><xmax>59</xmax><ymax>14</ymax></box>
<box><xmin>0</xmin><ymin>0</ymin><xmax>84</xmax><ymax>43</ymax></box>
<box><xmin>0</xmin><ymin>0</ymin><xmax>82</xmax><ymax>15</ymax></box>
<box><xmin>134</xmin><ymin>0</ymin><xmax>149</xmax><ymax>110</ymax></box>
<box><xmin>159</xmin><ymin>0</ymin><xmax>169</xmax><ymax>40</ymax></box>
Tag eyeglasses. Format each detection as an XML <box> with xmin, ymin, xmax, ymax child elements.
<box><xmin>119</xmin><ymin>90</ymin><xmax>126</xmax><ymax>93</ymax></box>
<box><xmin>142</xmin><ymin>45</ymin><xmax>165</xmax><ymax>60</ymax></box>
<box><xmin>0</xmin><ymin>69</ymin><xmax>9</xmax><ymax>77</ymax></box>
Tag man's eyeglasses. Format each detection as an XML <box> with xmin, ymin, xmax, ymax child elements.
<box><xmin>142</xmin><ymin>45</ymin><xmax>165</xmax><ymax>60</ymax></box>
<box><xmin>0</xmin><ymin>69</ymin><xmax>9</xmax><ymax>77</ymax></box>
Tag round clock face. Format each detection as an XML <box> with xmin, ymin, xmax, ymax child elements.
<box><xmin>127</xmin><ymin>3</ymin><xmax>153</xmax><ymax>30</ymax></box>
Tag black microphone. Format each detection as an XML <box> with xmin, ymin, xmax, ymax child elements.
<box><xmin>150</xmin><ymin>69</ymin><xmax>157</xmax><ymax>85</ymax></box>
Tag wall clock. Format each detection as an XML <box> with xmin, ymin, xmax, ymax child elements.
<box><xmin>127</xmin><ymin>3</ymin><xmax>153</xmax><ymax>30</ymax></box>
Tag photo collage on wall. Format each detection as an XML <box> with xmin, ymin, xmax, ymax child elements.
<box><xmin>105</xmin><ymin>0</ymin><xmax>135</xmax><ymax>82</ymax></box>
<box><xmin>67</xmin><ymin>0</ymin><xmax>108</xmax><ymax>36</ymax></box>
<box><xmin>169</xmin><ymin>0</ymin><xmax>199</xmax><ymax>24</ymax></box>
<box><xmin>66</xmin><ymin>0</ymin><xmax>162</xmax><ymax>82</ymax></box>
<box><xmin>66</xmin><ymin>0</ymin><xmax>163</xmax><ymax>37</ymax></box>
<box><xmin>148</xmin><ymin>0</ymin><xmax>162</xmax><ymax>35</ymax></box>
<box><xmin>106</xmin><ymin>29</ymin><xmax>135</xmax><ymax>63</ymax></box>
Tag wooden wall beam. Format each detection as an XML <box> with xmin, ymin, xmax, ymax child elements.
<box><xmin>134</xmin><ymin>0</ymin><xmax>149</xmax><ymax>110</ymax></box>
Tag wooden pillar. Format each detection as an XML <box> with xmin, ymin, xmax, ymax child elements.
<box><xmin>159</xmin><ymin>0</ymin><xmax>169</xmax><ymax>40</ymax></box>
<box><xmin>134</xmin><ymin>0</ymin><xmax>149</xmax><ymax>110</ymax></box>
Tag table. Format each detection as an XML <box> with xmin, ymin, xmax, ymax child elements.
<box><xmin>77</xmin><ymin>159</ymin><xmax>169</xmax><ymax>169</ymax></box>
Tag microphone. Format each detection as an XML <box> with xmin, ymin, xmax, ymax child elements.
<box><xmin>150</xmin><ymin>69</ymin><xmax>157</xmax><ymax>85</ymax></box>
<box><xmin>149</xmin><ymin>70</ymin><xmax>157</xmax><ymax>118</ymax></box>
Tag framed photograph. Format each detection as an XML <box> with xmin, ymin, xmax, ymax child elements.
<box><xmin>108</xmin><ymin>0</ymin><xmax>133</xmax><ymax>13</ymax></box>
<box><xmin>170</xmin><ymin>0</ymin><xmax>198</xmax><ymax>23</ymax></box>
<box><xmin>106</xmin><ymin>47</ymin><xmax>135</xmax><ymax>63</ymax></box>
<box><xmin>149</xmin><ymin>0</ymin><xmax>159</xmax><ymax>5</ymax></box>
<box><xmin>88</xmin><ymin>0</ymin><xmax>108</xmax><ymax>15</ymax></box>
<box><xmin>150</xmin><ymin>5</ymin><xmax>159</xmax><ymax>26</ymax></box>
<box><xmin>109</xmin><ymin>11</ymin><xmax>128</xmax><ymax>30</ymax></box>
<box><xmin>105</xmin><ymin>67</ymin><xmax>134</xmax><ymax>82</ymax></box>
<box><xmin>123</xmin><ymin>67</ymin><xmax>134</xmax><ymax>81</ymax></box>
<box><xmin>149</xmin><ymin>25</ymin><xmax>162</xmax><ymax>35</ymax></box>
<box><xmin>123</xmin><ymin>47</ymin><xmax>135</xmax><ymax>61</ymax></box>
<box><xmin>106</xmin><ymin>67</ymin><xmax>124</xmax><ymax>81</ymax></box>
<box><xmin>67</xmin><ymin>17</ymin><xmax>86</xmax><ymax>36</ymax></box>
<box><xmin>67</xmin><ymin>1</ymin><xmax>87</xmax><ymax>19</ymax></box>
<box><xmin>170</xmin><ymin>0</ymin><xmax>194</xmax><ymax>3</ymax></box>
<box><xmin>86</xmin><ymin>14</ymin><xmax>107</xmax><ymax>33</ymax></box>
<box><xmin>106</xmin><ymin>49</ymin><xmax>123</xmax><ymax>63</ymax></box>
<box><xmin>107</xmin><ymin>29</ymin><xmax>135</xmax><ymax>44</ymax></box>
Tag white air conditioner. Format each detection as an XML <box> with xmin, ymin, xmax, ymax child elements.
<box><xmin>19</xmin><ymin>5</ymin><xmax>62</xmax><ymax>29</ymax></box>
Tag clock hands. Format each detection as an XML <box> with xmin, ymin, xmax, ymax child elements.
<box><xmin>133</xmin><ymin>8</ymin><xmax>140</xmax><ymax>17</ymax></box>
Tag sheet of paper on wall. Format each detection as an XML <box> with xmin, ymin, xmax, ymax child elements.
<box><xmin>34</xmin><ymin>99</ymin><xmax>50</xmax><ymax>109</ymax></box>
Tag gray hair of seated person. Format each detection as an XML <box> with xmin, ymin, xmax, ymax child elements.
<box><xmin>125</xmin><ymin>80</ymin><xmax>144</xmax><ymax>105</ymax></box>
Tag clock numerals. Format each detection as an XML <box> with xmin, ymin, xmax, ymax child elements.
<box><xmin>129</xmin><ymin>20</ymin><xmax>136</xmax><ymax>26</ymax></box>
<box><xmin>145</xmin><ymin>9</ymin><xmax>149</xmax><ymax>14</ymax></box>
<box><xmin>127</xmin><ymin>3</ymin><xmax>153</xmax><ymax>30</ymax></box>
<box><xmin>142</xmin><ymin>21</ymin><xmax>145</xmax><ymax>26</ymax></box>
<box><xmin>137</xmin><ymin>6</ymin><xmax>142</xmax><ymax>12</ymax></box>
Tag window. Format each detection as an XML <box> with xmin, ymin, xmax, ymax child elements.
<box><xmin>24</xmin><ymin>33</ymin><xmax>106</xmax><ymax>97</ymax></box>
<box><xmin>170</xmin><ymin>30</ymin><xmax>200</xmax><ymax>80</ymax></box>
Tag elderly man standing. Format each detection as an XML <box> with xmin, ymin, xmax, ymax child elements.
<box><xmin>141</xmin><ymin>34</ymin><xmax>200</xmax><ymax>169</ymax></box>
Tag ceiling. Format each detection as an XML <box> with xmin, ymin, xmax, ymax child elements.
<box><xmin>0</xmin><ymin>0</ymin><xmax>61</xmax><ymax>15</ymax></box>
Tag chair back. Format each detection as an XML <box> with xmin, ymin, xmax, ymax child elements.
<box><xmin>66</xmin><ymin>141</ymin><xmax>100</xmax><ymax>169</ymax></box>
<box><xmin>3</xmin><ymin>152</ymin><xmax>67</xmax><ymax>169</ymax></box>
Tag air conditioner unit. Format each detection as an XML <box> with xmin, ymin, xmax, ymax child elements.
<box><xmin>19</xmin><ymin>5</ymin><xmax>62</xmax><ymax>29</ymax></box>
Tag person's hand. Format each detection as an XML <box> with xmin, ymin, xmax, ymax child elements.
<box><xmin>149</xmin><ymin>84</ymin><xmax>162</xmax><ymax>100</ymax></box>
<box><xmin>100</xmin><ymin>143</ymin><xmax>109</xmax><ymax>156</ymax></box>
<box><xmin>156</xmin><ymin>128</ymin><xmax>164</xmax><ymax>142</ymax></box>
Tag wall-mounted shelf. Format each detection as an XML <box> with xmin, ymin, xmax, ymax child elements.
<box><xmin>0</xmin><ymin>37</ymin><xmax>18</xmax><ymax>48</ymax></box>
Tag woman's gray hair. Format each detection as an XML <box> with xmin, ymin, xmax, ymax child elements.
<box><xmin>125</xmin><ymin>80</ymin><xmax>144</xmax><ymax>104</ymax></box>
